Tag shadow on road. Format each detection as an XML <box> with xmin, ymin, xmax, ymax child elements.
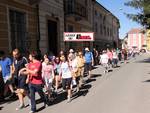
<box><xmin>136</xmin><ymin>58</ymin><xmax>150</xmax><ymax>63</ymax></box>
<box><xmin>85</xmin><ymin>78</ymin><xmax>96</xmax><ymax>84</ymax></box>
<box><xmin>92</xmin><ymin>66</ymin><xmax>98</xmax><ymax>70</ymax></box>
<box><xmin>108</xmin><ymin>69</ymin><xmax>113</xmax><ymax>72</ymax></box>
<box><xmin>71</xmin><ymin>84</ymin><xmax>92</xmax><ymax>101</ymax></box>
<box><xmin>0</xmin><ymin>96</ymin><xmax>18</xmax><ymax>106</ymax></box>
<box><xmin>36</xmin><ymin>106</ymin><xmax>46</xmax><ymax>112</ymax></box>
<box><xmin>112</xmin><ymin>65</ymin><xmax>121</xmax><ymax>68</ymax></box>
<box><xmin>0</xmin><ymin>106</ymin><xmax>3</xmax><ymax>110</ymax></box>
<box><xmin>143</xmin><ymin>79</ymin><xmax>150</xmax><ymax>82</ymax></box>
<box><xmin>91</xmin><ymin>74</ymin><xmax>102</xmax><ymax>78</ymax></box>
<box><xmin>47</xmin><ymin>91</ymin><xmax>67</xmax><ymax>106</ymax></box>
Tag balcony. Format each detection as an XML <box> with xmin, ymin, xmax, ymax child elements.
<box><xmin>64</xmin><ymin>0</ymin><xmax>87</xmax><ymax>20</ymax></box>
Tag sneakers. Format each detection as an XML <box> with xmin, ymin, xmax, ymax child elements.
<box><xmin>103</xmin><ymin>70</ymin><xmax>106</xmax><ymax>74</ymax></box>
<box><xmin>67</xmin><ymin>96</ymin><xmax>71</xmax><ymax>103</ymax></box>
<box><xmin>16</xmin><ymin>104</ymin><xmax>25</xmax><ymax>110</ymax></box>
<box><xmin>103</xmin><ymin>70</ymin><xmax>108</xmax><ymax>74</ymax></box>
<box><xmin>29</xmin><ymin>110</ymin><xmax>35</xmax><ymax>113</ymax></box>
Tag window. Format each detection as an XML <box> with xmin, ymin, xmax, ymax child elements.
<box><xmin>103</xmin><ymin>16</ymin><xmax>106</xmax><ymax>22</ymax></box>
<box><xmin>95</xmin><ymin>22</ymin><xmax>98</xmax><ymax>33</ymax></box>
<box><xmin>107</xmin><ymin>27</ymin><xmax>109</xmax><ymax>36</ymax></box>
<box><xmin>67</xmin><ymin>24</ymin><xmax>74</xmax><ymax>32</ymax></box>
<box><xmin>110</xmin><ymin>29</ymin><xmax>112</xmax><ymax>36</ymax></box>
<box><xmin>85</xmin><ymin>0</ymin><xmax>87</xmax><ymax>5</ymax></box>
<box><xmin>67</xmin><ymin>24</ymin><xmax>74</xmax><ymax>48</ymax></box>
<box><xmin>99</xmin><ymin>13</ymin><xmax>102</xmax><ymax>19</ymax></box>
<box><xmin>104</xmin><ymin>26</ymin><xmax>106</xmax><ymax>36</ymax></box>
<box><xmin>100</xmin><ymin>24</ymin><xmax>103</xmax><ymax>34</ymax></box>
<box><xmin>95</xmin><ymin>10</ymin><xmax>98</xmax><ymax>16</ymax></box>
<box><xmin>9</xmin><ymin>10</ymin><xmax>27</xmax><ymax>52</ymax></box>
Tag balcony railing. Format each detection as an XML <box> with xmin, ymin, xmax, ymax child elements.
<box><xmin>64</xmin><ymin>0</ymin><xmax>87</xmax><ymax>19</ymax></box>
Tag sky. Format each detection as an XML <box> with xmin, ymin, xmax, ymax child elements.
<box><xmin>97</xmin><ymin>0</ymin><xmax>142</xmax><ymax>39</ymax></box>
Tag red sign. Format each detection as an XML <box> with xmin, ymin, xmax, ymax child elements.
<box><xmin>64</xmin><ymin>32</ymin><xmax>94</xmax><ymax>41</ymax></box>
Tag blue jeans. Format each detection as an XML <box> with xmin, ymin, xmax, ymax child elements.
<box><xmin>29</xmin><ymin>83</ymin><xmax>46</xmax><ymax>112</ymax></box>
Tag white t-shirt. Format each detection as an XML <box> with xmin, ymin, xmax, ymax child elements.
<box><xmin>100</xmin><ymin>54</ymin><xmax>109</xmax><ymax>64</ymax></box>
<box><xmin>112</xmin><ymin>52</ymin><xmax>118</xmax><ymax>59</ymax></box>
<box><xmin>60</xmin><ymin>62</ymin><xmax>72</xmax><ymax>79</ymax></box>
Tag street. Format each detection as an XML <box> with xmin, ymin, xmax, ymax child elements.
<box><xmin>1</xmin><ymin>53</ymin><xmax>150</xmax><ymax>113</ymax></box>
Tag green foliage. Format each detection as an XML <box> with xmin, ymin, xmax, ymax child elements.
<box><xmin>124</xmin><ymin>0</ymin><xmax>150</xmax><ymax>28</ymax></box>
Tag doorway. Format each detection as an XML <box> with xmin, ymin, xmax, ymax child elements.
<box><xmin>47</xmin><ymin>20</ymin><xmax>58</xmax><ymax>55</ymax></box>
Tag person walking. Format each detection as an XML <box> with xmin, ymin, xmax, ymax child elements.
<box><xmin>100</xmin><ymin>50</ymin><xmax>109</xmax><ymax>74</ymax></box>
<box><xmin>93</xmin><ymin>48</ymin><xmax>99</xmax><ymax>66</ymax></box>
<box><xmin>12</xmin><ymin>49</ymin><xmax>28</xmax><ymax>88</ymax></box>
<box><xmin>59</xmin><ymin>55</ymin><xmax>72</xmax><ymax>102</ymax></box>
<box><xmin>42</xmin><ymin>58</ymin><xmax>54</xmax><ymax>100</ymax></box>
<box><xmin>15</xmin><ymin>65</ymin><xmax>30</xmax><ymax>110</ymax></box>
<box><xmin>84</xmin><ymin>47</ymin><xmax>94</xmax><ymax>79</ymax></box>
<box><xmin>107</xmin><ymin>49</ymin><xmax>113</xmax><ymax>67</ymax></box>
<box><xmin>0</xmin><ymin>51</ymin><xmax>15</xmax><ymax>98</ymax></box>
<box><xmin>112</xmin><ymin>49</ymin><xmax>118</xmax><ymax>68</ymax></box>
<box><xmin>26</xmin><ymin>51</ymin><xmax>47</xmax><ymax>113</ymax></box>
<box><xmin>76</xmin><ymin>51</ymin><xmax>85</xmax><ymax>88</ymax></box>
<box><xmin>54</xmin><ymin>57</ymin><xmax>61</xmax><ymax>92</ymax></box>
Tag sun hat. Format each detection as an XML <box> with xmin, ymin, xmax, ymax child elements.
<box><xmin>85</xmin><ymin>47</ymin><xmax>89</xmax><ymax>51</ymax></box>
<box><xmin>69</xmin><ymin>49</ymin><xmax>74</xmax><ymax>53</ymax></box>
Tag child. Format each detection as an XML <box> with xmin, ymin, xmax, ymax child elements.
<box><xmin>59</xmin><ymin>56</ymin><xmax>72</xmax><ymax>102</ymax></box>
<box><xmin>42</xmin><ymin>58</ymin><xmax>54</xmax><ymax>100</ymax></box>
<box><xmin>54</xmin><ymin>57</ymin><xmax>61</xmax><ymax>92</ymax></box>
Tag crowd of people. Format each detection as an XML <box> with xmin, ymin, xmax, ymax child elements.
<box><xmin>0</xmin><ymin>47</ymin><xmax>130</xmax><ymax>113</ymax></box>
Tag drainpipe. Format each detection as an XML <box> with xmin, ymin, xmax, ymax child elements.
<box><xmin>36</xmin><ymin>4</ymin><xmax>41</xmax><ymax>58</ymax></box>
<box><xmin>92</xmin><ymin>0</ymin><xmax>95</xmax><ymax>49</ymax></box>
<box><xmin>64</xmin><ymin>0</ymin><xmax>67</xmax><ymax>50</ymax></box>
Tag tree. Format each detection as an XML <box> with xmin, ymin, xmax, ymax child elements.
<box><xmin>124</xmin><ymin>0</ymin><xmax>150</xmax><ymax>28</ymax></box>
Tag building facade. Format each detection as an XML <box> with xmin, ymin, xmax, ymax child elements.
<box><xmin>146</xmin><ymin>29</ymin><xmax>150</xmax><ymax>51</ymax></box>
<box><xmin>38</xmin><ymin>0</ymin><xmax>64</xmax><ymax>55</ymax></box>
<box><xmin>93</xmin><ymin>1</ymin><xmax>120</xmax><ymax>50</ymax></box>
<box><xmin>127</xmin><ymin>28</ymin><xmax>146</xmax><ymax>51</ymax></box>
<box><xmin>0</xmin><ymin>0</ymin><xmax>120</xmax><ymax>55</ymax></box>
<box><xmin>64</xmin><ymin>0</ymin><xmax>95</xmax><ymax>51</ymax></box>
<box><xmin>0</xmin><ymin>0</ymin><xmax>38</xmax><ymax>54</ymax></box>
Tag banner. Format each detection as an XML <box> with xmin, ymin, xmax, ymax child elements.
<box><xmin>64</xmin><ymin>32</ymin><xmax>94</xmax><ymax>41</ymax></box>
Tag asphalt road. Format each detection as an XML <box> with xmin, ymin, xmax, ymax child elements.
<box><xmin>1</xmin><ymin>53</ymin><xmax>150</xmax><ymax>113</ymax></box>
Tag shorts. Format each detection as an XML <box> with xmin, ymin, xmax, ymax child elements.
<box><xmin>3</xmin><ymin>74</ymin><xmax>13</xmax><ymax>85</ymax></box>
<box><xmin>54</xmin><ymin>71</ymin><xmax>59</xmax><ymax>76</ymax></box>
<box><xmin>62</xmin><ymin>78</ymin><xmax>72</xmax><ymax>90</ymax></box>
<box><xmin>18</xmin><ymin>75</ymin><xmax>28</xmax><ymax>90</ymax></box>
<box><xmin>85</xmin><ymin>63</ymin><xmax>92</xmax><ymax>72</ymax></box>
<box><xmin>54</xmin><ymin>69</ymin><xmax>60</xmax><ymax>76</ymax></box>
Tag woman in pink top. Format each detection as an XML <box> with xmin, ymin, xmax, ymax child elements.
<box><xmin>42</xmin><ymin>58</ymin><xmax>54</xmax><ymax>100</ymax></box>
<box><xmin>107</xmin><ymin>49</ymin><xmax>113</xmax><ymax>66</ymax></box>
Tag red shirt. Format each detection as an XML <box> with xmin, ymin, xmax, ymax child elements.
<box><xmin>107</xmin><ymin>51</ymin><xmax>113</xmax><ymax>60</ymax></box>
<box><xmin>28</xmin><ymin>61</ymin><xmax>43</xmax><ymax>85</ymax></box>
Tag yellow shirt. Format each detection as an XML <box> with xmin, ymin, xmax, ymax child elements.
<box><xmin>77</xmin><ymin>56</ymin><xmax>85</xmax><ymax>68</ymax></box>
